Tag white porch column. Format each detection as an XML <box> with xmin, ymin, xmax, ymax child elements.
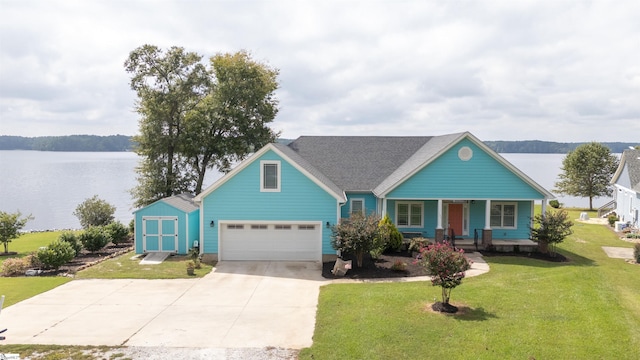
<box><xmin>541</xmin><ymin>199</ymin><xmax>547</xmax><ymax>215</ymax></box>
<box><xmin>485</xmin><ymin>200</ymin><xmax>492</xmax><ymax>230</ymax></box>
<box><xmin>382</xmin><ymin>198</ymin><xmax>387</xmax><ymax>216</ymax></box>
<box><xmin>437</xmin><ymin>199</ymin><xmax>443</xmax><ymax>229</ymax></box>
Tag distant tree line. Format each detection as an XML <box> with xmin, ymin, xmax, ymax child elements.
<box><xmin>0</xmin><ymin>135</ymin><xmax>133</xmax><ymax>151</ymax></box>
<box><xmin>0</xmin><ymin>135</ymin><xmax>636</xmax><ymax>154</ymax></box>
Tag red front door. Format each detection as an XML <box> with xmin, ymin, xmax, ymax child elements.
<box><xmin>448</xmin><ymin>204</ymin><xmax>464</xmax><ymax>237</ymax></box>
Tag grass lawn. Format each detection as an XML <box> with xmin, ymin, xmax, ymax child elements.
<box><xmin>75</xmin><ymin>250</ymin><xmax>214</xmax><ymax>279</ymax></box>
<box><xmin>1</xmin><ymin>231</ymin><xmax>72</xmax><ymax>307</ymax></box>
<box><xmin>300</xmin><ymin>209</ymin><xmax>640</xmax><ymax>359</ymax></box>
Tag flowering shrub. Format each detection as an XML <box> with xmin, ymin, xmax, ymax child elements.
<box><xmin>415</xmin><ymin>243</ymin><xmax>471</xmax><ymax>305</ymax></box>
<box><xmin>331</xmin><ymin>213</ymin><xmax>380</xmax><ymax>267</ymax></box>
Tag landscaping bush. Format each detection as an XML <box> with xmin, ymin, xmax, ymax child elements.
<box><xmin>549</xmin><ymin>199</ymin><xmax>561</xmax><ymax>208</ymax></box>
<box><xmin>104</xmin><ymin>221</ymin><xmax>129</xmax><ymax>245</ymax></box>
<box><xmin>36</xmin><ymin>240</ymin><xmax>75</xmax><ymax>270</ymax></box>
<box><xmin>1</xmin><ymin>257</ymin><xmax>30</xmax><ymax>276</ymax></box>
<box><xmin>415</xmin><ymin>242</ymin><xmax>471</xmax><ymax>312</ymax></box>
<box><xmin>79</xmin><ymin>226</ymin><xmax>110</xmax><ymax>253</ymax></box>
<box><xmin>129</xmin><ymin>218</ymin><xmax>135</xmax><ymax>234</ymax></box>
<box><xmin>408</xmin><ymin>237</ymin><xmax>430</xmax><ymax>254</ymax></box>
<box><xmin>59</xmin><ymin>231</ymin><xmax>82</xmax><ymax>256</ymax></box>
<box><xmin>377</xmin><ymin>214</ymin><xmax>403</xmax><ymax>252</ymax></box>
<box><xmin>608</xmin><ymin>214</ymin><xmax>619</xmax><ymax>227</ymax></box>
<box><xmin>530</xmin><ymin>210</ymin><xmax>574</xmax><ymax>256</ymax></box>
<box><xmin>635</xmin><ymin>243</ymin><xmax>640</xmax><ymax>263</ymax></box>
<box><xmin>331</xmin><ymin>212</ymin><xmax>380</xmax><ymax>267</ymax></box>
<box><xmin>626</xmin><ymin>233</ymin><xmax>640</xmax><ymax>239</ymax></box>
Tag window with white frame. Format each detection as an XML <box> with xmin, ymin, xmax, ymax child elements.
<box><xmin>396</xmin><ymin>202</ymin><xmax>423</xmax><ymax>227</ymax></box>
<box><xmin>350</xmin><ymin>198</ymin><xmax>365</xmax><ymax>215</ymax></box>
<box><xmin>490</xmin><ymin>202</ymin><xmax>517</xmax><ymax>228</ymax></box>
<box><xmin>260</xmin><ymin>161</ymin><xmax>280</xmax><ymax>192</ymax></box>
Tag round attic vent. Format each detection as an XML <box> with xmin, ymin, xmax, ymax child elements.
<box><xmin>458</xmin><ymin>146</ymin><xmax>473</xmax><ymax>161</ymax></box>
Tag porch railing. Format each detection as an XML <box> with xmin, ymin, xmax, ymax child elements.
<box><xmin>597</xmin><ymin>200</ymin><xmax>616</xmax><ymax>218</ymax></box>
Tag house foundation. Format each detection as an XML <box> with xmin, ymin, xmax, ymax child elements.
<box><xmin>482</xmin><ymin>229</ymin><xmax>493</xmax><ymax>248</ymax></box>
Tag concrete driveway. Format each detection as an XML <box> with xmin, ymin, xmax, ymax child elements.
<box><xmin>1</xmin><ymin>261</ymin><xmax>325</xmax><ymax>349</ymax></box>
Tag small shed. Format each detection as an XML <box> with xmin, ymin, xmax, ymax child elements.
<box><xmin>134</xmin><ymin>194</ymin><xmax>200</xmax><ymax>255</ymax></box>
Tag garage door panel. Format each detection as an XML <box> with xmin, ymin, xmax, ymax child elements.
<box><xmin>220</xmin><ymin>223</ymin><xmax>320</xmax><ymax>261</ymax></box>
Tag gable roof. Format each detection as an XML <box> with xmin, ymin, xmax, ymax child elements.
<box><xmin>194</xmin><ymin>143</ymin><xmax>346</xmax><ymax>203</ymax></box>
<box><xmin>135</xmin><ymin>193</ymin><xmax>198</xmax><ymax>213</ymax></box>
<box><xmin>612</xmin><ymin>149</ymin><xmax>640</xmax><ymax>192</ymax></box>
<box><xmin>287</xmin><ymin>136</ymin><xmax>434</xmax><ymax>191</ymax></box>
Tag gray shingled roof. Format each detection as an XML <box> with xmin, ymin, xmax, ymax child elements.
<box><xmin>162</xmin><ymin>193</ymin><xmax>198</xmax><ymax>213</ymax></box>
<box><xmin>622</xmin><ymin>149</ymin><xmax>640</xmax><ymax>192</ymax></box>
<box><xmin>287</xmin><ymin>136</ymin><xmax>437</xmax><ymax>191</ymax></box>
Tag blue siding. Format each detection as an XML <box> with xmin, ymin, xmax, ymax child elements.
<box><xmin>134</xmin><ymin>202</ymin><xmax>199</xmax><ymax>255</ymax></box>
<box><xmin>388</xmin><ymin>139</ymin><xmax>546</xmax><ymax>200</ymax></box>
<box><xmin>385</xmin><ymin>199</ymin><xmax>533</xmax><ymax>240</ymax></box>
<box><xmin>341</xmin><ymin>193</ymin><xmax>378</xmax><ymax>218</ymax></box>
<box><xmin>201</xmin><ymin>149</ymin><xmax>339</xmax><ymax>255</ymax></box>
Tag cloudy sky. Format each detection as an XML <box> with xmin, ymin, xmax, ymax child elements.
<box><xmin>1</xmin><ymin>0</ymin><xmax>638</xmax><ymax>142</ymax></box>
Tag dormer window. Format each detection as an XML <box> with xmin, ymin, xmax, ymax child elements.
<box><xmin>260</xmin><ymin>161</ymin><xmax>281</xmax><ymax>192</ymax></box>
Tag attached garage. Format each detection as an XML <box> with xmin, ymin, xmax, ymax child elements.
<box><xmin>134</xmin><ymin>194</ymin><xmax>200</xmax><ymax>255</ymax></box>
<box><xmin>219</xmin><ymin>221</ymin><xmax>322</xmax><ymax>261</ymax></box>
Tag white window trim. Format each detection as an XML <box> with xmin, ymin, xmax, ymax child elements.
<box><xmin>490</xmin><ymin>202</ymin><xmax>518</xmax><ymax>229</ymax></box>
<box><xmin>395</xmin><ymin>201</ymin><xmax>423</xmax><ymax>228</ymax></box>
<box><xmin>350</xmin><ymin>198</ymin><xmax>365</xmax><ymax>215</ymax></box>
<box><xmin>260</xmin><ymin>160</ymin><xmax>281</xmax><ymax>192</ymax></box>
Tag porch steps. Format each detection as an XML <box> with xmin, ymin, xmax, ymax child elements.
<box><xmin>450</xmin><ymin>239</ymin><xmax>538</xmax><ymax>252</ymax></box>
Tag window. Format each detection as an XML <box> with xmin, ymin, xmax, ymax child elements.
<box><xmin>298</xmin><ymin>225</ymin><xmax>315</xmax><ymax>230</ymax></box>
<box><xmin>260</xmin><ymin>161</ymin><xmax>280</xmax><ymax>192</ymax></box>
<box><xmin>490</xmin><ymin>202</ymin><xmax>517</xmax><ymax>228</ymax></box>
<box><xmin>227</xmin><ymin>224</ymin><xmax>244</xmax><ymax>229</ymax></box>
<box><xmin>350</xmin><ymin>198</ymin><xmax>364</xmax><ymax>215</ymax></box>
<box><xmin>396</xmin><ymin>202</ymin><xmax>423</xmax><ymax>227</ymax></box>
<box><xmin>275</xmin><ymin>224</ymin><xmax>292</xmax><ymax>230</ymax></box>
<box><xmin>251</xmin><ymin>224</ymin><xmax>268</xmax><ymax>230</ymax></box>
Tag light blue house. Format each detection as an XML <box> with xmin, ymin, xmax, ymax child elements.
<box><xmin>134</xmin><ymin>193</ymin><xmax>200</xmax><ymax>254</ymax></box>
<box><xmin>194</xmin><ymin>132</ymin><xmax>554</xmax><ymax>261</ymax></box>
<box><xmin>611</xmin><ymin>149</ymin><xmax>640</xmax><ymax>229</ymax></box>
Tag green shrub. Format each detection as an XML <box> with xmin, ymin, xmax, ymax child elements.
<box><xmin>1</xmin><ymin>257</ymin><xmax>30</xmax><ymax>276</ymax></box>
<box><xmin>607</xmin><ymin>214</ymin><xmax>619</xmax><ymax>227</ymax></box>
<box><xmin>79</xmin><ymin>226</ymin><xmax>109</xmax><ymax>253</ymax></box>
<box><xmin>408</xmin><ymin>237</ymin><xmax>431</xmax><ymax>254</ymax></box>
<box><xmin>104</xmin><ymin>221</ymin><xmax>129</xmax><ymax>245</ymax></box>
<box><xmin>377</xmin><ymin>214</ymin><xmax>403</xmax><ymax>252</ymax></box>
<box><xmin>73</xmin><ymin>195</ymin><xmax>116</xmax><ymax>228</ymax></box>
<box><xmin>634</xmin><ymin>243</ymin><xmax>640</xmax><ymax>263</ymax></box>
<box><xmin>129</xmin><ymin>218</ymin><xmax>135</xmax><ymax>234</ymax></box>
<box><xmin>530</xmin><ymin>210</ymin><xmax>574</xmax><ymax>256</ymax></box>
<box><xmin>59</xmin><ymin>231</ymin><xmax>82</xmax><ymax>256</ymax></box>
<box><xmin>391</xmin><ymin>260</ymin><xmax>407</xmax><ymax>272</ymax></box>
<box><xmin>625</xmin><ymin>233</ymin><xmax>640</xmax><ymax>239</ymax></box>
<box><xmin>37</xmin><ymin>240</ymin><xmax>75</xmax><ymax>270</ymax></box>
<box><xmin>331</xmin><ymin>212</ymin><xmax>381</xmax><ymax>267</ymax></box>
<box><xmin>549</xmin><ymin>199</ymin><xmax>560</xmax><ymax>208</ymax></box>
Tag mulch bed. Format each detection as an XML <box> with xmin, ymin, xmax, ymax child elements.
<box><xmin>42</xmin><ymin>242</ymin><xmax>134</xmax><ymax>276</ymax></box>
<box><xmin>322</xmin><ymin>248</ymin><xmax>568</xmax><ymax>279</ymax></box>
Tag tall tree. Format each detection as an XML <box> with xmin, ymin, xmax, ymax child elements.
<box><xmin>183</xmin><ymin>51</ymin><xmax>279</xmax><ymax>193</ymax></box>
<box><xmin>125</xmin><ymin>46</ymin><xmax>280</xmax><ymax>206</ymax></box>
<box><xmin>125</xmin><ymin>45</ymin><xmax>209</xmax><ymax>207</ymax></box>
<box><xmin>0</xmin><ymin>210</ymin><xmax>33</xmax><ymax>253</ymax></box>
<box><xmin>554</xmin><ymin>142</ymin><xmax>619</xmax><ymax>210</ymax></box>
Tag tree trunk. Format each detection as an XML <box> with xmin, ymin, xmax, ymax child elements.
<box><xmin>589</xmin><ymin>196</ymin><xmax>594</xmax><ymax>211</ymax></box>
<box><xmin>538</xmin><ymin>241</ymin><xmax>549</xmax><ymax>254</ymax></box>
<box><xmin>355</xmin><ymin>249</ymin><xmax>364</xmax><ymax>267</ymax></box>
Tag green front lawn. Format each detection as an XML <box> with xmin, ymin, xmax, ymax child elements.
<box><xmin>75</xmin><ymin>250</ymin><xmax>214</xmax><ymax>279</ymax></box>
<box><xmin>300</xmin><ymin>209</ymin><xmax>640</xmax><ymax>359</ymax></box>
<box><xmin>1</xmin><ymin>231</ymin><xmax>72</xmax><ymax>307</ymax></box>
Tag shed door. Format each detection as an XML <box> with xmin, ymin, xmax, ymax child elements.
<box><xmin>142</xmin><ymin>216</ymin><xmax>178</xmax><ymax>253</ymax></box>
<box><xmin>219</xmin><ymin>222</ymin><xmax>321</xmax><ymax>261</ymax></box>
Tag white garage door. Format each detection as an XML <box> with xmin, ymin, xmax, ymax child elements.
<box><xmin>220</xmin><ymin>221</ymin><xmax>321</xmax><ymax>261</ymax></box>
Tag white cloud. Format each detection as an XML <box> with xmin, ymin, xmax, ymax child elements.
<box><xmin>0</xmin><ymin>0</ymin><xmax>638</xmax><ymax>141</ymax></box>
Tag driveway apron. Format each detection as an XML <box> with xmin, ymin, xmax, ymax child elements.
<box><xmin>1</xmin><ymin>261</ymin><xmax>325</xmax><ymax>349</ymax></box>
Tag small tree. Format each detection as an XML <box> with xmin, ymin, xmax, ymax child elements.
<box><xmin>37</xmin><ymin>240</ymin><xmax>76</xmax><ymax>270</ymax></box>
<box><xmin>79</xmin><ymin>226</ymin><xmax>110</xmax><ymax>253</ymax></box>
<box><xmin>330</xmin><ymin>212</ymin><xmax>380</xmax><ymax>267</ymax></box>
<box><xmin>73</xmin><ymin>195</ymin><xmax>116</xmax><ymax>228</ymax></box>
<box><xmin>554</xmin><ymin>142</ymin><xmax>618</xmax><ymax>210</ymax></box>
<box><xmin>416</xmin><ymin>243</ymin><xmax>471</xmax><ymax>313</ymax></box>
<box><xmin>0</xmin><ymin>210</ymin><xmax>34</xmax><ymax>254</ymax></box>
<box><xmin>530</xmin><ymin>210</ymin><xmax>574</xmax><ymax>256</ymax></box>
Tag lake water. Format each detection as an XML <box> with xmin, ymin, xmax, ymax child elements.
<box><xmin>0</xmin><ymin>151</ymin><xmax>612</xmax><ymax>231</ymax></box>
